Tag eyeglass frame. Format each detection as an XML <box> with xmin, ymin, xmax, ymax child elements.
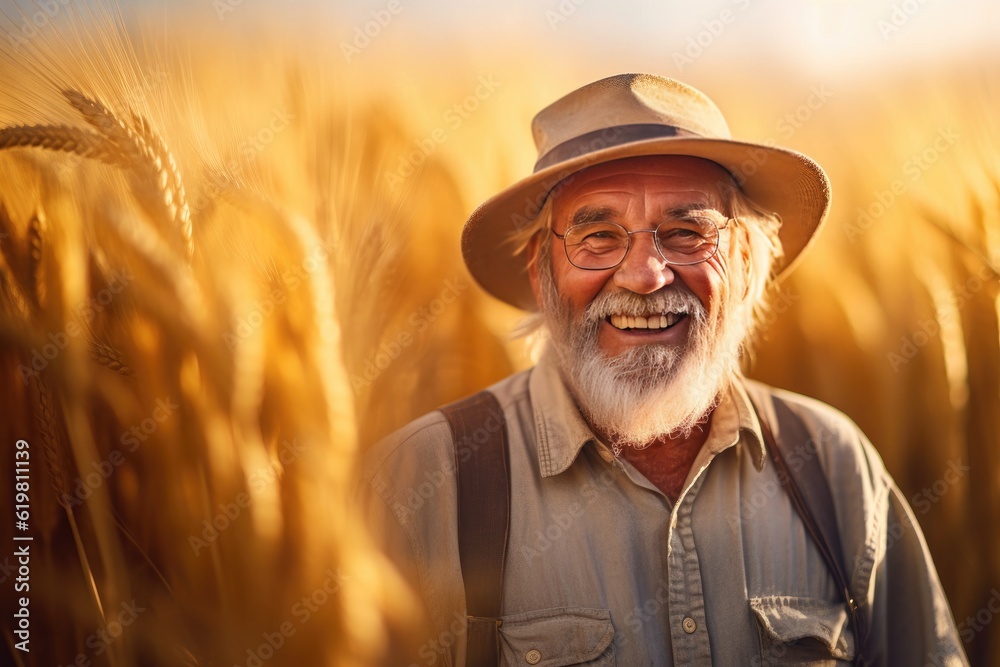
<box><xmin>549</xmin><ymin>216</ymin><xmax>734</xmax><ymax>271</ymax></box>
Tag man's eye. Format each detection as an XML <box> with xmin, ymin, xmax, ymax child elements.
<box><xmin>662</xmin><ymin>228</ymin><xmax>703</xmax><ymax>240</ymax></box>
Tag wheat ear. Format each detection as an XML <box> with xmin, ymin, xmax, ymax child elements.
<box><xmin>33</xmin><ymin>375</ymin><xmax>72</xmax><ymax>510</ymax></box>
<box><xmin>62</xmin><ymin>89</ymin><xmax>193</xmax><ymax>262</ymax></box>
<box><xmin>25</xmin><ymin>213</ymin><xmax>69</xmax><ymax>510</ymax></box>
<box><xmin>0</xmin><ymin>124</ymin><xmax>123</xmax><ymax>163</ymax></box>
<box><xmin>26</xmin><ymin>212</ymin><xmax>45</xmax><ymax>308</ymax></box>
<box><xmin>88</xmin><ymin>340</ymin><xmax>133</xmax><ymax>376</ymax></box>
<box><xmin>131</xmin><ymin>113</ymin><xmax>193</xmax><ymax>260</ymax></box>
<box><xmin>0</xmin><ymin>204</ymin><xmax>35</xmax><ymax>316</ymax></box>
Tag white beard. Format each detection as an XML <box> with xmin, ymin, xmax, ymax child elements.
<box><xmin>538</xmin><ymin>264</ymin><xmax>747</xmax><ymax>452</ymax></box>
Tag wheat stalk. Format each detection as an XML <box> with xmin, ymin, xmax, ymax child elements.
<box><xmin>0</xmin><ymin>124</ymin><xmax>122</xmax><ymax>163</ymax></box>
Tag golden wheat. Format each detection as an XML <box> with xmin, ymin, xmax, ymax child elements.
<box><xmin>62</xmin><ymin>89</ymin><xmax>193</xmax><ymax>261</ymax></box>
<box><xmin>129</xmin><ymin>112</ymin><xmax>193</xmax><ymax>261</ymax></box>
<box><xmin>0</xmin><ymin>124</ymin><xmax>117</xmax><ymax>162</ymax></box>
<box><xmin>87</xmin><ymin>339</ymin><xmax>132</xmax><ymax>376</ymax></box>
<box><xmin>31</xmin><ymin>375</ymin><xmax>71</xmax><ymax>510</ymax></box>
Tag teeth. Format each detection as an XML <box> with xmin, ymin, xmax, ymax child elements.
<box><xmin>609</xmin><ymin>312</ymin><xmax>685</xmax><ymax>330</ymax></box>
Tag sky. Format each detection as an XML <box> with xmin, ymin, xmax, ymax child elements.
<box><xmin>3</xmin><ymin>0</ymin><xmax>996</xmax><ymax>84</ymax></box>
<box><xmin>205</xmin><ymin>0</ymin><xmax>999</xmax><ymax>74</ymax></box>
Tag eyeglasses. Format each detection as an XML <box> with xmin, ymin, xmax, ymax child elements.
<box><xmin>551</xmin><ymin>216</ymin><xmax>730</xmax><ymax>271</ymax></box>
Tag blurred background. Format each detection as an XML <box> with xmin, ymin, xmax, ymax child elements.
<box><xmin>0</xmin><ymin>0</ymin><xmax>997</xmax><ymax>664</ymax></box>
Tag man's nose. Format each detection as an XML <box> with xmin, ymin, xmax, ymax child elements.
<box><xmin>612</xmin><ymin>231</ymin><xmax>674</xmax><ymax>294</ymax></box>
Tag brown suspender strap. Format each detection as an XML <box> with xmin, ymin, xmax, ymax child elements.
<box><xmin>746</xmin><ymin>385</ymin><xmax>870</xmax><ymax>666</ymax></box>
<box><xmin>440</xmin><ymin>391</ymin><xmax>510</xmax><ymax>667</ymax></box>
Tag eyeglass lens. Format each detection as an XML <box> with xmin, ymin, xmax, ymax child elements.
<box><xmin>561</xmin><ymin>217</ymin><xmax>720</xmax><ymax>269</ymax></box>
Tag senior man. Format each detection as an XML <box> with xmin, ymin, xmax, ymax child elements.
<box><xmin>362</xmin><ymin>74</ymin><xmax>967</xmax><ymax>666</ymax></box>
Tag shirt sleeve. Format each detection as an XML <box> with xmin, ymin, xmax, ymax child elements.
<box><xmin>358</xmin><ymin>413</ymin><xmax>466</xmax><ymax>667</ymax></box>
<box><xmin>357</xmin><ymin>473</ymin><xmax>444</xmax><ymax>667</ymax></box>
<box><xmin>782</xmin><ymin>389</ymin><xmax>970</xmax><ymax>665</ymax></box>
<box><xmin>868</xmin><ymin>472</ymin><xmax>969</xmax><ymax>665</ymax></box>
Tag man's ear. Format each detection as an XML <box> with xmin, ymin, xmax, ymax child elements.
<box><xmin>526</xmin><ymin>233</ymin><xmax>543</xmax><ymax>308</ymax></box>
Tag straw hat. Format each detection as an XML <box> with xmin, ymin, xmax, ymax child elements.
<box><xmin>461</xmin><ymin>73</ymin><xmax>831</xmax><ymax>310</ymax></box>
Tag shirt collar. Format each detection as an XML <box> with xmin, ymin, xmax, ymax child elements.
<box><xmin>528</xmin><ymin>351</ymin><xmax>605</xmax><ymax>477</ymax></box>
<box><xmin>713</xmin><ymin>379</ymin><xmax>767</xmax><ymax>472</ymax></box>
<box><xmin>529</xmin><ymin>351</ymin><xmax>767</xmax><ymax>477</ymax></box>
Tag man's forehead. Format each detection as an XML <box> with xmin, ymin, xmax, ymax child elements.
<box><xmin>551</xmin><ymin>155</ymin><xmax>732</xmax><ymax>208</ymax></box>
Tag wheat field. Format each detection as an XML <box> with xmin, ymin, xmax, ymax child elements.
<box><xmin>0</xmin><ymin>2</ymin><xmax>997</xmax><ymax>666</ymax></box>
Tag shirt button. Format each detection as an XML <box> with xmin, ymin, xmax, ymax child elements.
<box><xmin>525</xmin><ymin>649</ymin><xmax>542</xmax><ymax>664</ymax></box>
<box><xmin>682</xmin><ymin>617</ymin><xmax>697</xmax><ymax>633</ymax></box>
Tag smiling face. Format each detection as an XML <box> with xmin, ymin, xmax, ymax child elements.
<box><xmin>528</xmin><ymin>155</ymin><xmax>751</xmax><ymax>448</ymax></box>
<box><xmin>542</xmin><ymin>155</ymin><xmax>735</xmax><ymax>357</ymax></box>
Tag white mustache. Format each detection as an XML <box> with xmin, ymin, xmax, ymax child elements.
<box><xmin>585</xmin><ymin>287</ymin><xmax>705</xmax><ymax>322</ymax></box>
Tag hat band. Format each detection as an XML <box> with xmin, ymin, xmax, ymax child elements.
<box><xmin>533</xmin><ymin>123</ymin><xmax>699</xmax><ymax>172</ymax></box>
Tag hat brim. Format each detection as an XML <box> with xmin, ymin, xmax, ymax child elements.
<box><xmin>462</xmin><ymin>136</ymin><xmax>831</xmax><ymax>311</ymax></box>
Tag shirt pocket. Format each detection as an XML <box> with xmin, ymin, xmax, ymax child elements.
<box><xmin>749</xmin><ymin>595</ymin><xmax>855</xmax><ymax>666</ymax></box>
<box><xmin>498</xmin><ymin>607</ymin><xmax>616</xmax><ymax>666</ymax></box>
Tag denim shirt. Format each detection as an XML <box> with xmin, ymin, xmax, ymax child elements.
<box><xmin>361</xmin><ymin>352</ymin><xmax>968</xmax><ymax>666</ymax></box>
